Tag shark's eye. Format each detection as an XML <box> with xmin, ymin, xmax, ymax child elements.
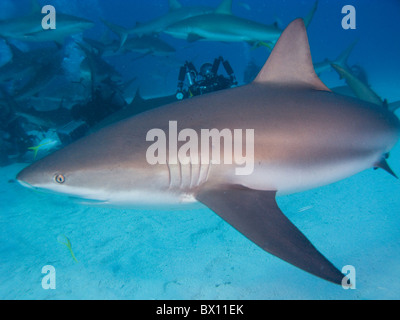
<box><xmin>55</xmin><ymin>175</ymin><xmax>65</xmax><ymax>184</ymax></box>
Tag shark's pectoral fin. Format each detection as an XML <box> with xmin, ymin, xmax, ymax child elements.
<box><xmin>195</xmin><ymin>185</ymin><xmax>346</xmax><ymax>285</ymax></box>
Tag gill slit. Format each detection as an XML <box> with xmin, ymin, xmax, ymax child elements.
<box><xmin>189</xmin><ymin>158</ymin><xmax>193</xmax><ymax>189</ymax></box>
<box><xmin>166</xmin><ymin>159</ymin><xmax>172</xmax><ymax>189</ymax></box>
<box><xmin>196</xmin><ymin>154</ymin><xmax>202</xmax><ymax>187</ymax></box>
<box><xmin>205</xmin><ymin>159</ymin><xmax>212</xmax><ymax>184</ymax></box>
<box><xmin>178</xmin><ymin>158</ymin><xmax>183</xmax><ymax>189</ymax></box>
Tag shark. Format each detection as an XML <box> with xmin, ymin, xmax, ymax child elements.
<box><xmin>0</xmin><ymin>42</ymin><xmax>60</xmax><ymax>85</ymax></box>
<box><xmin>313</xmin><ymin>41</ymin><xmax>357</xmax><ymax>76</ymax></box>
<box><xmin>17</xmin><ymin>19</ymin><xmax>400</xmax><ymax>285</ymax></box>
<box><xmin>331</xmin><ymin>63</ymin><xmax>384</xmax><ymax>107</ymax></box>
<box><xmin>0</xmin><ymin>1</ymin><xmax>94</xmax><ymax>45</ymax></box>
<box><xmin>331</xmin><ymin>64</ymin><xmax>400</xmax><ymax>114</ymax></box>
<box><xmin>164</xmin><ymin>1</ymin><xmax>317</xmax><ymax>44</ymax></box>
<box><xmin>83</xmin><ymin>35</ymin><xmax>176</xmax><ymax>57</ymax></box>
<box><xmin>103</xmin><ymin>0</ymin><xmax>223</xmax><ymax>48</ymax></box>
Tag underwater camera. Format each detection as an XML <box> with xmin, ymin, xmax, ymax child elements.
<box><xmin>56</xmin><ymin>121</ymin><xmax>89</xmax><ymax>145</ymax></box>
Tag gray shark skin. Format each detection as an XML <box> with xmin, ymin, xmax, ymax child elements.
<box><xmin>17</xmin><ymin>19</ymin><xmax>400</xmax><ymax>285</ymax></box>
<box><xmin>164</xmin><ymin>1</ymin><xmax>317</xmax><ymax>43</ymax></box>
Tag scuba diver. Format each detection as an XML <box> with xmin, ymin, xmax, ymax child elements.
<box><xmin>176</xmin><ymin>56</ymin><xmax>238</xmax><ymax>100</ymax></box>
<box><xmin>0</xmin><ymin>90</ymin><xmax>34</xmax><ymax>166</ymax></box>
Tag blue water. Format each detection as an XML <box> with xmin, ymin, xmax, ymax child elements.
<box><xmin>1</xmin><ymin>0</ymin><xmax>400</xmax><ymax>299</ymax></box>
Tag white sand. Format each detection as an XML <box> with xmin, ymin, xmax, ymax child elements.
<box><xmin>1</xmin><ymin>142</ymin><xmax>400</xmax><ymax>299</ymax></box>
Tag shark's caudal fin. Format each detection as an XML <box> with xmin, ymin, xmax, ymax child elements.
<box><xmin>169</xmin><ymin>0</ymin><xmax>182</xmax><ymax>11</ymax></box>
<box><xmin>303</xmin><ymin>1</ymin><xmax>318</xmax><ymax>28</ymax></box>
<box><xmin>214</xmin><ymin>0</ymin><xmax>233</xmax><ymax>15</ymax></box>
<box><xmin>334</xmin><ymin>40</ymin><xmax>358</xmax><ymax>69</ymax></box>
<box><xmin>196</xmin><ymin>186</ymin><xmax>347</xmax><ymax>285</ymax></box>
<box><xmin>254</xmin><ymin>18</ymin><xmax>330</xmax><ymax>92</ymax></box>
<box><xmin>389</xmin><ymin>101</ymin><xmax>400</xmax><ymax>113</ymax></box>
<box><xmin>101</xmin><ymin>19</ymin><xmax>129</xmax><ymax>50</ymax></box>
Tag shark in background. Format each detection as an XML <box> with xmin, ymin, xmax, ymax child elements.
<box><xmin>83</xmin><ymin>34</ymin><xmax>176</xmax><ymax>58</ymax></box>
<box><xmin>313</xmin><ymin>40</ymin><xmax>357</xmax><ymax>76</ymax></box>
<box><xmin>17</xmin><ymin>18</ymin><xmax>400</xmax><ymax>285</ymax></box>
<box><xmin>163</xmin><ymin>0</ymin><xmax>318</xmax><ymax>44</ymax></box>
<box><xmin>103</xmin><ymin>0</ymin><xmax>226</xmax><ymax>48</ymax></box>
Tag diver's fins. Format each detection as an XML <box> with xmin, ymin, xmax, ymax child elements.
<box><xmin>196</xmin><ymin>185</ymin><xmax>347</xmax><ymax>285</ymax></box>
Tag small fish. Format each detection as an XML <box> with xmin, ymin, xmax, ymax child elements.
<box><xmin>57</xmin><ymin>234</ymin><xmax>79</xmax><ymax>263</ymax></box>
<box><xmin>28</xmin><ymin>138</ymin><xmax>60</xmax><ymax>160</ymax></box>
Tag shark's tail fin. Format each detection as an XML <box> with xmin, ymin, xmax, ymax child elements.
<box><xmin>388</xmin><ymin>101</ymin><xmax>400</xmax><ymax>113</ymax></box>
<box><xmin>101</xmin><ymin>19</ymin><xmax>129</xmax><ymax>50</ymax></box>
<box><xmin>334</xmin><ymin>40</ymin><xmax>358</xmax><ymax>70</ymax></box>
<box><xmin>303</xmin><ymin>1</ymin><xmax>318</xmax><ymax>28</ymax></box>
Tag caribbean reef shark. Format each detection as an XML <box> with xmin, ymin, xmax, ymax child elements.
<box><xmin>17</xmin><ymin>19</ymin><xmax>400</xmax><ymax>285</ymax></box>
<box><xmin>164</xmin><ymin>1</ymin><xmax>317</xmax><ymax>43</ymax></box>
<box><xmin>83</xmin><ymin>34</ymin><xmax>176</xmax><ymax>57</ymax></box>
<box><xmin>331</xmin><ymin>63</ymin><xmax>384</xmax><ymax>107</ymax></box>
<box><xmin>103</xmin><ymin>0</ymin><xmax>226</xmax><ymax>48</ymax></box>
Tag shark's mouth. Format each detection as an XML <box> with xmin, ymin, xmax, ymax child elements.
<box><xmin>17</xmin><ymin>179</ymin><xmax>110</xmax><ymax>204</ymax></box>
<box><xmin>17</xmin><ymin>180</ymin><xmax>36</xmax><ymax>190</ymax></box>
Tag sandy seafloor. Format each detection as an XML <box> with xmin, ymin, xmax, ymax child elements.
<box><xmin>1</xmin><ymin>139</ymin><xmax>400</xmax><ymax>300</ymax></box>
<box><xmin>0</xmin><ymin>0</ymin><xmax>400</xmax><ymax>301</ymax></box>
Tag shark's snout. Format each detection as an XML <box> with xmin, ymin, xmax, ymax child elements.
<box><xmin>16</xmin><ymin>166</ymin><xmax>36</xmax><ymax>188</ymax></box>
<box><xmin>16</xmin><ymin>161</ymin><xmax>52</xmax><ymax>190</ymax></box>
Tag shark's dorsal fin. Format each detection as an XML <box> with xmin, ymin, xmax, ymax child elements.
<box><xmin>4</xmin><ymin>40</ymin><xmax>24</xmax><ymax>61</ymax></box>
<box><xmin>169</xmin><ymin>0</ymin><xmax>182</xmax><ymax>11</ymax></box>
<box><xmin>214</xmin><ymin>0</ymin><xmax>233</xmax><ymax>15</ymax></box>
<box><xmin>254</xmin><ymin>18</ymin><xmax>331</xmax><ymax>92</ymax></box>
